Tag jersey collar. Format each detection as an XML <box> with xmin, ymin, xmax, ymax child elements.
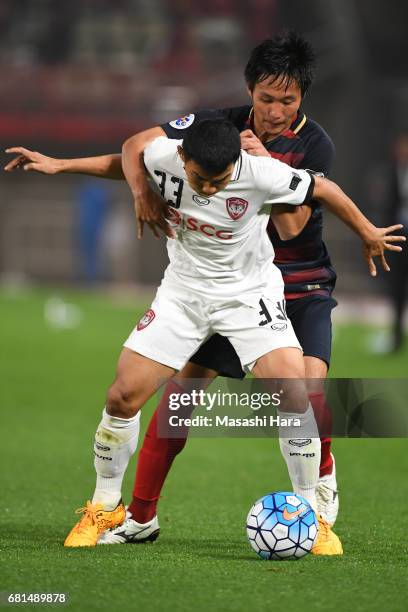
<box><xmin>230</xmin><ymin>154</ymin><xmax>242</xmax><ymax>182</ymax></box>
<box><xmin>286</xmin><ymin>112</ymin><xmax>307</xmax><ymax>136</ymax></box>
<box><xmin>246</xmin><ymin>108</ymin><xmax>307</xmax><ymax>140</ymax></box>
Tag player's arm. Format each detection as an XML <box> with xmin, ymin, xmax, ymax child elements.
<box><xmin>269</xmin><ymin>203</ymin><xmax>312</xmax><ymax>240</ymax></box>
<box><xmin>312</xmin><ymin>175</ymin><xmax>406</xmax><ymax>276</ymax></box>
<box><xmin>4</xmin><ymin>127</ymin><xmax>166</xmax><ymax>182</ymax></box>
<box><xmin>122</xmin><ymin>126</ymin><xmax>176</xmax><ymax>239</ymax></box>
<box><xmin>4</xmin><ymin>148</ymin><xmax>124</xmax><ymax>179</ymax></box>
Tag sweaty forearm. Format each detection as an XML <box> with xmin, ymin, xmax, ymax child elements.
<box><xmin>313</xmin><ymin>176</ymin><xmax>374</xmax><ymax>241</ymax></box>
<box><xmin>122</xmin><ymin>127</ymin><xmax>165</xmax><ymax>197</ymax></box>
<box><xmin>57</xmin><ymin>154</ymin><xmax>124</xmax><ymax>179</ymax></box>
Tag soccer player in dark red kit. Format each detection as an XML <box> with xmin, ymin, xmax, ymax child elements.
<box><xmin>7</xmin><ymin>32</ymin><xmax>388</xmax><ymax>554</ymax></box>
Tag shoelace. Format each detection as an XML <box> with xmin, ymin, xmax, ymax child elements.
<box><xmin>73</xmin><ymin>502</ymin><xmax>103</xmax><ymax>532</ymax></box>
<box><xmin>317</xmin><ymin>515</ymin><xmax>331</xmax><ymax>540</ymax></box>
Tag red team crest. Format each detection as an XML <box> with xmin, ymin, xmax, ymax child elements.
<box><xmin>226</xmin><ymin>197</ymin><xmax>248</xmax><ymax>220</ymax></box>
<box><xmin>137</xmin><ymin>309</ymin><xmax>155</xmax><ymax>331</ymax></box>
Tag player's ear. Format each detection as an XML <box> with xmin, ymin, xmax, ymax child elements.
<box><xmin>246</xmin><ymin>85</ymin><xmax>254</xmax><ymax>101</ymax></box>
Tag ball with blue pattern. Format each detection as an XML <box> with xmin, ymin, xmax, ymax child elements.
<box><xmin>246</xmin><ymin>492</ymin><xmax>318</xmax><ymax>560</ymax></box>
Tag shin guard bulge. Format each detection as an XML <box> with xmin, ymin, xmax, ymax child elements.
<box><xmin>93</xmin><ymin>408</ymin><xmax>141</xmax><ymax>510</ymax></box>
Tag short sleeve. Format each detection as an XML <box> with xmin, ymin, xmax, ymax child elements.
<box><xmin>248</xmin><ymin>154</ymin><xmax>314</xmax><ymax>205</ymax></box>
<box><xmin>143</xmin><ymin>136</ymin><xmax>173</xmax><ymax>174</ymax></box>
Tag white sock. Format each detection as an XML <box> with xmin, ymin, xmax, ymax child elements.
<box><xmin>92</xmin><ymin>408</ymin><xmax>140</xmax><ymax>510</ymax></box>
<box><xmin>278</xmin><ymin>403</ymin><xmax>321</xmax><ymax>513</ymax></box>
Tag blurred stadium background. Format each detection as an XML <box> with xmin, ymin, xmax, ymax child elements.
<box><xmin>0</xmin><ymin>0</ymin><xmax>407</xmax><ymax>308</ymax></box>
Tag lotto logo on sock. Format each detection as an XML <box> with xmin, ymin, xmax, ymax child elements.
<box><xmin>289</xmin><ymin>438</ymin><xmax>312</xmax><ymax>447</ymax></box>
<box><xmin>137</xmin><ymin>309</ymin><xmax>156</xmax><ymax>331</ymax></box>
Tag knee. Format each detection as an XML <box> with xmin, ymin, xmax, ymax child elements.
<box><xmin>279</xmin><ymin>379</ymin><xmax>309</xmax><ymax>414</ymax></box>
<box><xmin>106</xmin><ymin>383</ymin><xmax>140</xmax><ymax>419</ymax></box>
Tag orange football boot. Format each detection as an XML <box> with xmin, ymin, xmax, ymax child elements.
<box><xmin>311</xmin><ymin>514</ymin><xmax>343</xmax><ymax>555</ymax></box>
<box><xmin>64</xmin><ymin>500</ymin><xmax>126</xmax><ymax>547</ymax></box>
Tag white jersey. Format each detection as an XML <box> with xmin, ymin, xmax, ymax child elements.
<box><xmin>144</xmin><ymin>137</ymin><xmax>313</xmax><ymax>303</ymax></box>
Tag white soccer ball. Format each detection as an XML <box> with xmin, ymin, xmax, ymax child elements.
<box><xmin>246</xmin><ymin>492</ymin><xmax>318</xmax><ymax>560</ymax></box>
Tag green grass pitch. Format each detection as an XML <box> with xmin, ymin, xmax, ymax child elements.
<box><xmin>1</xmin><ymin>289</ymin><xmax>407</xmax><ymax>612</ymax></box>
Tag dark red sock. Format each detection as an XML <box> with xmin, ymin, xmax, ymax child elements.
<box><xmin>309</xmin><ymin>392</ymin><xmax>334</xmax><ymax>478</ymax></box>
<box><xmin>128</xmin><ymin>379</ymin><xmax>193</xmax><ymax>523</ymax></box>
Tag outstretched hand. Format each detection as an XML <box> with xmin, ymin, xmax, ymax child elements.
<box><xmin>4</xmin><ymin>147</ymin><xmax>61</xmax><ymax>174</ymax></box>
<box><xmin>363</xmin><ymin>224</ymin><xmax>405</xmax><ymax>276</ymax></box>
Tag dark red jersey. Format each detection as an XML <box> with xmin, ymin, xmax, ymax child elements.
<box><xmin>161</xmin><ymin>106</ymin><xmax>336</xmax><ymax>299</ymax></box>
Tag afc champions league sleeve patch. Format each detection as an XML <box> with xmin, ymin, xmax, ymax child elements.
<box><xmin>289</xmin><ymin>172</ymin><xmax>302</xmax><ymax>191</ymax></box>
<box><xmin>137</xmin><ymin>309</ymin><xmax>155</xmax><ymax>331</ymax></box>
<box><xmin>169</xmin><ymin>113</ymin><xmax>195</xmax><ymax>129</ymax></box>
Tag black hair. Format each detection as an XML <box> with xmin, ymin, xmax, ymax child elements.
<box><xmin>181</xmin><ymin>118</ymin><xmax>241</xmax><ymax>175</ymax></box>
<box><xmin>244</xmin><ymin>30</ymin><xmax>316</xmax><ymax>96</ymax></box>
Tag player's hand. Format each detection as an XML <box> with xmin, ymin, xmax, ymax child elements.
<box><xmin>363</xmin><ymin>224</ymin><xmax>405</xmax><ymax>276</ymax></box>
<box><xmin>4</xmin><ymin>147</ymin><xmax>62</xmax><ymax>174</ymax></box>
<box><xmin>240</xmin><ymin>130</ymin><xmax>270</xmax><ymax>157</ymax></box>
<box><xmin>134</xmin><ymin>187</ymin><xmax>176</xmax><ymax>240</ymax></box>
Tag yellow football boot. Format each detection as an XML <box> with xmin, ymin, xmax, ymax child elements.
<box><xmin>64</xmin><ymin>500</ymin><xmax>126</xmax><ymax>547</ymax></box>
<box><xmin>311</xmin><ymin>514</ymin><xmax>343</xmax><ymax>556</ymax></box>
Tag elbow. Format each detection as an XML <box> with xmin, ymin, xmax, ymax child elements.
<box><xmin>122</xmin><ymin>136</ymin><xmax>135</xmax><ymax>155</ymax></box>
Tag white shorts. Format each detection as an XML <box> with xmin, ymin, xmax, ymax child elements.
<box><xmin>124</xmin><ymin>284</ymin><xmax>302</xmax><ymax>371</ymax></box>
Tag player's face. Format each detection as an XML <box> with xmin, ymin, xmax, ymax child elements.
<box><xmin>179</xmin><ymin>151</ymin><xmax>234</xmax><ymax>196</ymax></box>
<box><xmin>248</xmin><ymin>77</ymin><xmax>302</xmax><ymax>141</ymax></box>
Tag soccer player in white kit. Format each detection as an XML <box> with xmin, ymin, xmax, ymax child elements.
<box><xmin>125</xmin><ymin>134</ymin><xmax>311</xmax><ymax>371</ymax></box>
<box><xmin>64</xmin><ymin>118</ymin><xmax>403</xmax><ymax>552</ymax></box>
